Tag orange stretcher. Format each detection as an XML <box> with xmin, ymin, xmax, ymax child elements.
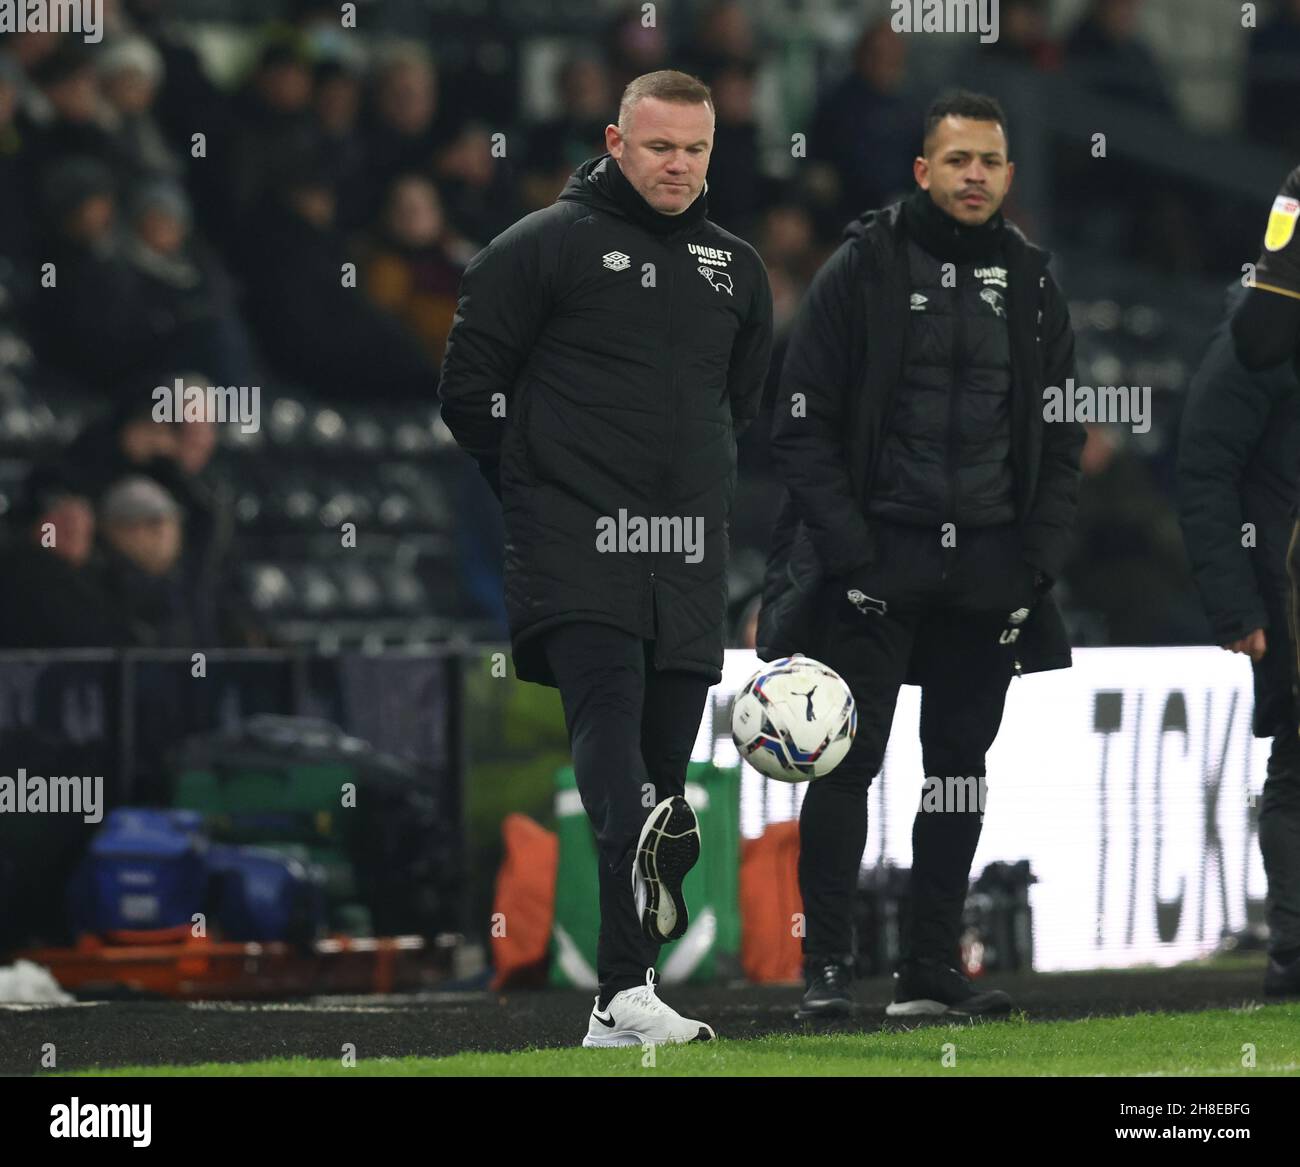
<box><xmin>16</xmin><ymin>933</ymin><xmax>454</xmax><ymax>999</ymax></box>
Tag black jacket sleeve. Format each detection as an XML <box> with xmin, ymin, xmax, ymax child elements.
<box><xmin>1177</xmin><ymin>321</ymin><xmax>1291</xmax><ymax>643</ymax></box>
<box><xmin>768</xmin><ymin>240</ymin><xmax>875</xmax><ymax>579</ymax></box>
<box><xmin>1231</xmin><ymin>287</ymin><xmax>1300</xmax><ymax>372</ymax></box>
<box><xmin>727</xmin><ymin>253</ymin><xmax>774</xmax><ymax>440</ymax></box>
<box><xmin>1021</xmin><ymin>269</ymin><xmax>1085</xmax><ymax>582</ymax></box>
<box><xmin>438</xmin><ymin>211</ymin><xmax>560</xmax><ymax>494</ymax></box>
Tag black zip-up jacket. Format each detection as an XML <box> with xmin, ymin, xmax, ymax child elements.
<box><xmin>1178</xmin><ymin>287</ymin><xmax>1300</xmax><ymax>738</ymax></box>
<box><xmin>758</xmin><ymin>199</ymin><xmax>1082</xmax><ymax>675</ymax></box>
<box><xmin>439</xmin><ymin>154</ymin><xmax>773</xmax><ymax>686</ymax></box>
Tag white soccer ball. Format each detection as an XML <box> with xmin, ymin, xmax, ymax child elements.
<box><xmin>730</xmin><ymin>655</ymin><xmax>857</xmax><ymax>783</ymax></box>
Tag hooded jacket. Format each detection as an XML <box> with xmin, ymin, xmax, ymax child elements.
<box><xmin>758</xmin><ymin>199</ymin><xmax>1082</xmax><ymax>676</ymax></box>
<box><xmin>438</xmin><ymin>153</ymin><xmax>774</xmax><ymax>686</ymax></box>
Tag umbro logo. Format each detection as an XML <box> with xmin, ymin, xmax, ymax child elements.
<box><xmin>910</xmin><ymin>293</ymin><xmax>928</xmax><ymax>312</ymax></box>
<box><xmin>602</xmin><ymin>251</ymin><xmax>630</xmax><ymax>271</ymax></box>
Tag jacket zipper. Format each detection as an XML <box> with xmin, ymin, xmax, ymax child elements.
<box><xmin>945</xmin><ymin>268</ymin><xmax>965</xmax><ymax>579</ymax></box>
<box><xmin>652</xmin><ymin>239</ymin><xmax>678</xmax><ymax>625</ymax></box>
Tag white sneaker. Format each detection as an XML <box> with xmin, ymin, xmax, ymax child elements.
<box><xmin>581</xmin><ymin>969</ymin><xmax>716</xmax><ymax>1047</ymax></box>
<box><xmin>633</xmin><ymin>795</ymin><xmax>700</xmax><ymax>943</ymax></box>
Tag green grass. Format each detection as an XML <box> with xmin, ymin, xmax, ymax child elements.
<box><xmin>66</xmin><ymin>1005</ymin><xmax>1300</xmax><ymax>1077</ymax></box>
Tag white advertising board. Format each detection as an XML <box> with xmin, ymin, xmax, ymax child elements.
<box><xmin>694</xmin><ymin>648</ymin><xmax>1270</xmax><ymax>971</ymax></box>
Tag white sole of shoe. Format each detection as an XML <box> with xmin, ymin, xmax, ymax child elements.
<box><xmin>884</xmin><ymin>998</ymin><xmax>948</xmax><ymax>1017</ymax></box>
<box><xmin>633</xmin><ymin>796</ymin><xmax>700</xmax><ymax>944</ymax></box>
<box><xmin>582</xmin><ymin>1024</ymin><xmax>715</xmax><ymax>1048</ymax></box>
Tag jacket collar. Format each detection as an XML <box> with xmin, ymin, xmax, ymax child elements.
<box><xmin>557</xmin><ymin>153</ymin><xmax>710</xmax><ymax>238</ymax></box>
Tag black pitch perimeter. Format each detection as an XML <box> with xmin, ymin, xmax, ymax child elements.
<box><xmin>0</xmin><ymin>962</ymin><xmax>1283</xmax><ymax>1075</ymax></box>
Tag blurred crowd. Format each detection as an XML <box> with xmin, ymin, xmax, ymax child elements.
<box><xmin>0</xmin><ymin>0</ymin><xmax>1294</xmax><ymax>651</ymax></box>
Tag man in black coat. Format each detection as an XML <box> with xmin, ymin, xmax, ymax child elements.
<box><xmin>439</xmin><ymin>70</ymin><xmax>773</xmax><ymax>1045</ymax></box>
<box><xmin>759</xmin><ymin>91</ymin><xmax>1082</xmax><ymax>1019</ymax></box>
<box><xmin>1225</xmin><ymin>165</ymin><xmax>1300</xmax><ymax>997</ymax></box>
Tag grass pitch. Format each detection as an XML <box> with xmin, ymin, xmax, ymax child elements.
<box><xmin>68</xmin><ymin>1004</ymin><xmax>1300</xmax><ymax>1077</ymax></box>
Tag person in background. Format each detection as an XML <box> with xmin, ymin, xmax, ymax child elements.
<box><xmin>1178</xmin><ymin>286</ymin><xmax>1300</xmax><ymax>999</ymax></box>
<box><xmin>0</xmin><ymin>52</ymin><xmax>36</xmax><ymax>307</ymax></box>
<box><xmin>235</xmin><ymin>150</ymin><xmax>439</xmax><ymax>400</ymax></box>
<box><xmin>228</xmin><ymin>36</ymin><xmax>318</xmax><ymax>214</ymax></box>
<box><xmin>1063</xmin><ymin>0</ymin><xmax>1175</xmax><ymax>117</ymax></box>
<box><xmin>1062</xmin><ymin>423</ymin><xmax>1209</xmax><ymax>645</ymax></box>
<box><xmin>95</xmin><ymin>475</ymin><xmax>202</xmax><ymax>647</ymax></box>
<box><xmin>359</xmin><ymin>174</ymin><xmax>468</xmax><ymax>368</ymax></box>
<box><xmin>0</xmin><ymin>472</ymin><xmax>136</xmax><ymax>648</ymax></box>
<box><xmin>521</xmin><ymin>54</ymin><xmax>612</xmax><ymax>209</ymax></box>
<box><xmin>1246</xmin><ymin>0</ymin><xmax>1300</xmax><ymax>156</ymax></box>
<box><xmin>21</xmin><ymin>41</ymin><xmax>120</xmax><ymax>178</ymax></box>
<box><xmin>360</xmin><ymin>45</ymin><xmax>451</xmax><ymax>225</ymax></box>
<box><xmin>808</xmin><ymin>21</ymin><xmax>924</xmax><ymax>229</ymax></box>
<box><xmin>96</xmin><ymin>34</ymin><xmax>183</xmax><ymax>185</ymax></box>
<box><xmin>314</xmin><ymin>56</ymin><xmax>368</xmax><ymax>230</ymax></box>
<box><xmin>121</xmin><ymin>177</ymin><xmax>259</xmax><ymax>389</ymax></box>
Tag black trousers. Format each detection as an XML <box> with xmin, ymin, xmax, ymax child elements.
<box><xmin>542</xmin><ymin>621</ymin><xmax>712</xmax><ymax>997</ymax></box>
<box><xmin>1261</xmin><ymin>727</ymin><xmax>1300</xmax><ymax>956</ymax></box>
<box><xmin>799</xmin><ymin>521</ymin><xmax>1035</xmax><ymax>965</ymax></box>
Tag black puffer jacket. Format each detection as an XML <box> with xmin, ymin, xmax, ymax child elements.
<box><xmin>439</xmin><ymin>154</ymin><xmax>774</xmax><ymax>686</ymax></box>
<box><xmin>758</xmin><ymin>199</ymin><xmax>1083</xmax><ymax>675</ymax></box>
<box><xmin>1178</xmin><ymin>287</ymin><xmax>1300</xmax><ymax>738</ymax></box>
<box><xmin>869</xmin><ymin>237</ymin><xmax>1016</xmax><ymax>526</ymax></box>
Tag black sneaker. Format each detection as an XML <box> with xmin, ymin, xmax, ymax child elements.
<box><xmin>1264</xmin><ymin>953</ymin><xmax>1300</xmax><ymax>998</ymax></box>
<box><xmin>795</xmin><ymin>954</ymin><xmax>855</xmax><ymax>1020</ymax></box>
<box><xmin>885</xmin><ymin>957</ymin><xmax>1012</xmax><ymax>1017</ymax></box>
<box><xmin>633</xmin><ymin>796</ymin><xmax>700</xmax><ymax>943</ymax></box>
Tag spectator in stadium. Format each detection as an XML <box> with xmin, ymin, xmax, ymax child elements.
<box><xmin>95</xmin><ymin>475</ymin><xmax>212</xmax><ymax>647</ymax></box>
<box><xmin>1245</xmin><ymin>0</ymin><xmax>1300</xmax><ymax>156</ymax></box>
<box><xmin>1177</xmin><ymin>285</ymin><xmax>1300</xmax><ymax>999</ymax></box>
<box><xmin>96</xmin><ymin>34</ymin><xmax>183</xmax><ymax>185</ymax></box>
<box><xmin>981</xmin><ymin>0</ymin><xmax>1061</xmax><ymax>71</ymax></box>
<box><xmin>63</xmin><ymin>397</ymin><xmax>182</xmax><ymax>502</ymax></box>
<box><xmin>359</xmin><ymin>174</ymin><xmax>467</xmax><ymax>367</ymax></box>
<box><xmin>65</xmin><ymin>397</ymin><xmax>268</xmax><ymax>648</ymax></box>
<box><xmin>122</xmin><ymin>0</ymin><xmax>242</xmax><ymax>245</ymax></box>
<box><xmin>601</xmin><ymin>7</ymin><xmax>670</xmax><ymax>94</ymax></box>
<box><xmin>121</xmin><ymin>177</ymin><xmax>259</xmax><ymax>389</ymax></box>
<box><xmin>314</xmin><ymin>57</ymin><xmax>369</xmax><ymax>229</ymax></box>
<box><xmin>431</xmin><ymin>119</ymin><xmax>523</xmax><ymax>247</ymax></box>
<box><xmin>760</xmin><ymin>90</ymin><xmax>1082</xmax><ymax>1021</ymax></box>
<box><xmin>755</xmin><ymin>197</ymin><xmax>828</xmax><ymax>288</ymax></box>
<box><xmin>1062</xmin><ymin>423</ymin><xmax>1208</xmax><ymax>645</ymax></box>
<box><xmin>21</xmin><ymin>42</ymin><xmax>120</xmax><ymax>179</ymax></box>
<box><xmin>682</xmin><ymin>0</ymin><xmax>760</xmax><ymax>81</ymax></box>
<box><xmin>235</xmin><ymin>151</ymin><xmax>439</xmax><ymax>400</ymax></box>
<box><xmin>33</xmin><ymin>158</ymin><xmax>254</xmax><ymax>393</ymax></box>
<box><xmin>807</xmin><ymin>21</ymin><xmax>924</xmax><ymax>230</ymax></box>
<box><xmin>360</xmin><ymin>45</ymin><xmax>451</xmax><ymax>225</ymax></box>
<box><xmin>33</xmin><ymin>156</ymin><xmax>145</xmax><ymax>387</ymax></box>
<box><xmin>698</xmin><ymin>61</ymin><xmax>766</xmax><ymax>234</ymax></box>
<box><xmin>0</xmin><ymin>473</ymin><xmax>136</xmax><ymax>649</ymax></box>
<box><xmin>0</xmin><ymin>52</ymin><xmax>37</xmax><ymax>306</ymax></box>
<box><xmin>1064</xmin><ymin>0</ymin><xmax>1176</xmax><ymax>117</ymax></box>
<box><xmin>440</xmin><ymin>69</ymin><xmax>772</xmax><ymax>1046</ymax></box>
<box><xmin>521</xmin><ymin>54</ymin><xmax>612</xmax><ymax>209</ymax></box>
<box><xmin>227</xmin><ymin>36</ymin><xmax>318</xmax><ymax>213</ymax></box>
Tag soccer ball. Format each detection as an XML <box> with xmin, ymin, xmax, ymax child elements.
<box><xmin>730</xmin><ymin>655</ymin><xmax>856</xmax><ymax>783</ymax></box>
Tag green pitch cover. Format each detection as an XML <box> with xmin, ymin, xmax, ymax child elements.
<box><xmin>549</xmin><ymin>761</ymin><xmax>740</xmax><ymax>988</ymax></box>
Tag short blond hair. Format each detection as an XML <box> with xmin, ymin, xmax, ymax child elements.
<box><xmin>618</xmin><ymin>70</ymin><xmax>714</xmax><ymax>131</ymax></box>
